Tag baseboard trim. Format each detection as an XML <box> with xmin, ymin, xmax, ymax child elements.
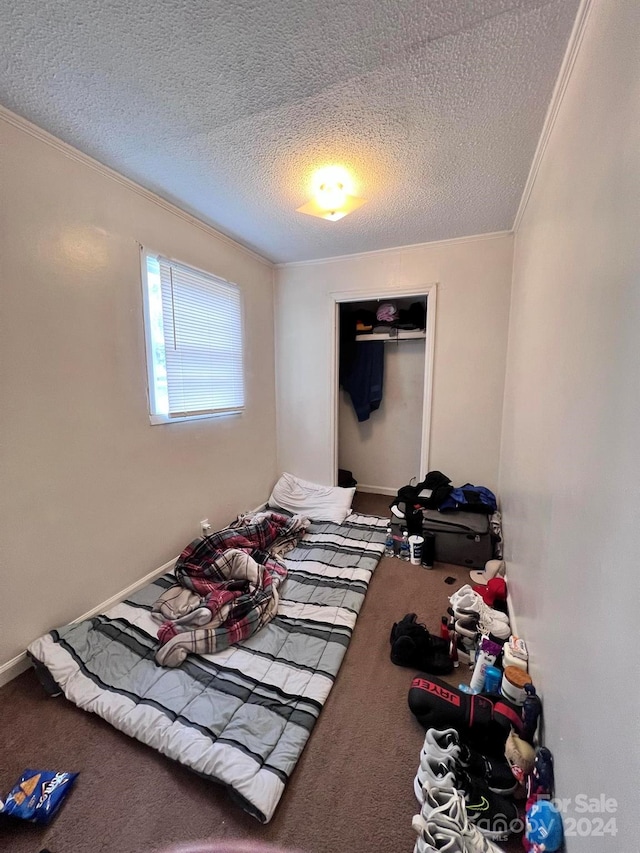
<box><xmin>356</xmin><ymin>484</ymin><xmax>397</xmax><ymax>497</ymax></box>
<box><xmin>0</xmin><ymin>654</ymin><xmax>31</xmax><ymax>688</ymax></box>
<box><xmin>0</xmin><ymin>556</ymin><xmax>177</xmax><ymax>689</ymax></box>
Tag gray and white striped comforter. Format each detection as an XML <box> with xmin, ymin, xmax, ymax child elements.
<box><xmin>28</xmin><ymin>512</ymin><xmax>386</xmax><ymax>823</ymax></box>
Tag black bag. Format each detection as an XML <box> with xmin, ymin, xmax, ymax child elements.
<box><xmin>392</xmin><ymin>470</ymin><xmax>453</xmax><ymax>512</ymax></box>
<box><xmin>390</xmin><ymin>509</ymin><xmax>493</xmax><ymax>569</ymax></box>
<box><xmin>421</xmin><ymin>510</ymin><xmax>493</xmax><ymax>569</ymax></box>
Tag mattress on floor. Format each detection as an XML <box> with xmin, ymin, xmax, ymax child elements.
<box><xmin>27</xmin><ymin>512</ymin><xmax>386</xmax><ymax>823</ymax></box>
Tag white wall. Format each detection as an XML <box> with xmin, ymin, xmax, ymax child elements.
<box><xmin>276</xmin><ymin>234</ymin><xmax>513</xmax><ymax>493</ymax></box>
<box><xmin>338</xmin><ymin>340</ymin><xmax>425</xmax><ymax>492</ymax></box>
<box><xmin>499</xmin><ymin>0</ymin><xmax>640</xmax><ymax>846</ymax></box>
<box><xmin>0</xmin><ymin>113</ymin><xmax>277</xmax><ymax>671</ymax></box>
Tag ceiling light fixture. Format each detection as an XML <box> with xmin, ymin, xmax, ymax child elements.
<box><xmin>296</xmin><ymin>166</ymin><xmax>367</xmax><ymax>222</ymax></box>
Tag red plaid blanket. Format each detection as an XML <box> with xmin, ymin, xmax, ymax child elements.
<box><xmin>153</xmin><ymin>512</ymin><xmax>309</xmax><ymax>667</ymax></box>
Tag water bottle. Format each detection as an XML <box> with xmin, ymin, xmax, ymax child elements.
<box><xmin>400</xmin><ymin>530</ymin><xmax>410</xmax><ymax>561</ymax></box>
<box><xmin>384</xmin><ymin>526</ymin><xmax>394</xmax><ymax>558</ymax></box>
<box><xmin>521</xmin><ymin>684</ymin><xmax>542</xmax><ymax>743</ymax></box>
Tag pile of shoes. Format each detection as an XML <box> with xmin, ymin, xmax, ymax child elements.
<box><xmin>450</xmin><ymin>580</ymin><xmax>510</xmax><ymax>648</ymax></box>
<box><xmin>387</xmin><ymin>566</ymin><xmax>563</xmax><ymax>849</ymax></box>
<box><xmin>411</xmin><ymin>728</ymin><xmax>562</xmax><ymax>852</ymax></box>
<box><xmin>413</xmin><ymin>726</ymin><xmax>520</xmax><ymax>851</ymax></box>
<box><xmin>406</xmin><ymin>569</ymin><xmax>564</xmax><ymax>850</ymax></box>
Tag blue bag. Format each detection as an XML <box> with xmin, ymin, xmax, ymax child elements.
<box><xmin>439</xmin><ymin>483</ymin><xmax>497</xmax><ymax>513</ymax></box>
<box><xmin>0</xmin><ymin>768</ymin><xmax>78</xmax><ymax>824</ymax></box>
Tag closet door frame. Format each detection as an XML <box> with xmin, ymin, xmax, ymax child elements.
<box><xmin>330</xmin><ymin>282</ymin><xmax>437</xmax><ymax>490</ymax></box>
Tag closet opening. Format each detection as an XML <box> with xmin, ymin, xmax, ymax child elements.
<box><xmin>330</xmin><ymin>284</ymin><xmax>437</xmax><ymax>495</ymax></box>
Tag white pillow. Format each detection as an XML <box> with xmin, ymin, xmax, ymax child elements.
<box><xmin>268</xmin><ymin>472</ymin><xmax>355</xmax><ymax>524</ymax></box>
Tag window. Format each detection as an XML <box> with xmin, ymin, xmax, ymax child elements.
<box><xmin>142</xmin><ymin>252</ymin><xmax>244</xmax><ymax>423</ymax></box>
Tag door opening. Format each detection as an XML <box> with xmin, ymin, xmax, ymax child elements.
<box><xmin>330</xmin><ymin>283</ymin><xmax>437</xmax><ymax>493</ymax></box>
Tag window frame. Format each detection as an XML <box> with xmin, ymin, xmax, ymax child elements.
<box><xmin>140</xmin><ymin>247</ymin><xmax>246</xmax><ymax>425</ymax></box>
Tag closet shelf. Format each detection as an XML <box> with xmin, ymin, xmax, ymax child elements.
<box><xmin>355</xmin><ymin>329</ymin><xmax>426</xmax><ymax>342</ymax></box>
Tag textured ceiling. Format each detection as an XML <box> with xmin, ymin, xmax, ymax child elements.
<box><xmin>0</xmin><ymin>0</ymin><xmax>580</xmax><ymax>263</ymax></box>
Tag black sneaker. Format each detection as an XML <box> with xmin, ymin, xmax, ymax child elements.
<box><xmin>455</xmin><ymin>768</ymin><xmax>520</xmax><ymax>840</ymax></box>
<box><xmin>390</xmin><ymin>613</ymin><xmax>449</xmax><ymax>651</ymax></box>
<box><xmin>389</xmin><ymin>613</ymin><xmax>453</xmax><ymax>675</ymax></box>
<box><xmin>457</xmin><ymin>743</ymin><xmax>517</xmax><ymax>795</ymax></box>
<box><xmin>422</xmin><ymin>727</ymin><xmax>517</xmax><ymax>794</ymax></box>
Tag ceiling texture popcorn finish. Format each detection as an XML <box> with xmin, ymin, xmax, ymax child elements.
<box><xmin>0</xmin><ymin>0</ymin><xmax>580</xmax><ymax>263</ymax></box>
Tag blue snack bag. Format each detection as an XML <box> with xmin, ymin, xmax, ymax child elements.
<box><xmin>0</xmin><ymin>769</ymin><xmax>78</xmax><ymax>824</ymax></box>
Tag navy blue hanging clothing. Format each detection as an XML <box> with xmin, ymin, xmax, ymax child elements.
<box><xmin>342</xmin><ymin>340</ymin><xmax>385</xmax><ymax>422</ymax></box>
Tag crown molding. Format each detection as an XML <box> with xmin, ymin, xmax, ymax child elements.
<box><xmin>276</xmin><ymin>230</ymin><xmax>513</xmax><ymax>269</ymax></box>
<box><xmin>512</xmin><ymin>0</ymin><xmax>594</xmax><ymax>233</ymax></box>
<box><xmin>0</xmin><ymin>104</ymin><xmax>273</xmax><ymax>268</ymax></box>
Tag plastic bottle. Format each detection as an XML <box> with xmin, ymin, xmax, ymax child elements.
<box><xmin>468</xmin><ymin>643</ymin><xmax>476</xmax><ymax>670</ymax></box>
<box><xmin>440</xmin><ymin>616</ymin><xmax>450</xmax><ymax>642</ymax></box>
<box><xmin>384</xmin><ymin>526</ymin><xmax>394</xmax><ymax>558</ymax></box>
<box><xmin>483</xmin><ymin>665</ymin><xmax>502</xmax><ymax>694</ymax></box>
<box><xmin>448</xmin><ymin>613</ymin><xmax>459</xmax><ymax>668</ymax></box>
<box><xmin>400</xmin><ymin>530</ymin><xmax>410</xmax><ymax>561</ymax></box>
<box><xmin>521</xmin><ymin>683</ymin><xmax>542</xmax><ymax>744</ymax></box>
<box><xmin>470</xmin><ymin>635</ymin><xmax>502</xmax><ymax>693</ymax></box>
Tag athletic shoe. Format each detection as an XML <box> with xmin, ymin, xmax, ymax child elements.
<box><xmin>454</xmin><ymin>614</ymin><xmax>482</xmax><ymax>641</ymax></box>
<box><xmin>421</xmin><ymin>728</ymin><xmax>518</xmax><ymax>794</ymax></box>
<box><xmin>414</xmin><ymin>816</ymin><xmax>465</xmax><ymax>852</ymax></box>
<box><xmin>450</xmin><ymin>589</ymin><xmax>510</xmax><ymax>641</ymax></box>
<box><xmin>454</xmin><ymin>596</ymin><xmax>510</xmax><ymax>628</ymax></box>
<box><xmin>414</xmin><ymin>785</ymin><xmax>464</xmax><ymax>830</ymax></box>
<box><xmin>416</xmin><ymin>757</ymin><xmax>519</xmax><ymax>839</ymax></box>
<box><xmin>450</xmin><ymin>586</ymin><xmax>509</xmax><ymax>622</ymax></box>
<box><xmin>455</xmin><ymin>613</ymin><xmax>510</xmax><ymax>642</ymax></box>
<box><xmin>390</xmin><ymin>613</ymin><xmax>453</xmax><ymax>675</ymax></box>
<box><xmin>454</xmin><ymin>634</ymin><xmax>476</xmax><ymax>665</ymax></box>
<box><xmin>415</xmin><ymin>753</ymin><xmax>457</xmax><ymax>801</ymax></box>
<box><xmin>391</xmin><ymin>613</ymin><xmax>450</xmax><ymax>649</ymax></box>
<box><xmin>454</xmin><ymin>769</ymin><xmax>519</xmax><ymax>840</ymax></box>
<box><xmin>414</xmin><ymin>788</ymin><xmax>507</xmax><ymax>852</ymax></box>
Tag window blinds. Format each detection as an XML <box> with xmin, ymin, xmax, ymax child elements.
<box><xmin>157</xmin><ymin>257</ymin><xmax>244</xmax><ymax>417</ymax></box>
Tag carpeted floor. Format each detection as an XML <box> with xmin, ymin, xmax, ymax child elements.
<box><xmin>0</xmin><ymin>492</ymin><xmax>521</xmax><ymax>853</ymax></box>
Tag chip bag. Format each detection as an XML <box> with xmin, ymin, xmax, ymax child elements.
<box><xmin>0</xmin><ymin>769</ymin><xmax>78</xmax><ymax>824</ymax></box>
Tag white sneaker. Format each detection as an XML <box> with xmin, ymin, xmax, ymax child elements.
<box><xmin>456</xmin><ymin>613</ymin><xmax>510</xmax><ymax>642</ymax></box>
<box><xmin>414</xmin><ymin>788</ymin><xmax>507</xmax><ymax>853</ymax></box>
<box><xmin>415</xmin><ymin>785</ymin><xmax>466</xmax><ymax>827</ymax></box>
<box><xmin>450</xmin><ymin>589</ymin><xmax>510</xmax><ymax>640</ymax></box>
<box><xmin>456</xmin><ymin>804</ymin><xmax>507</xmax><ymax>853</ymax></box>
<box><xmin>421</xmin><ymin>728</ymin><xmax>517</xmax><ymax>795</ymax></box>
<box><xmin>413</xmin><ymin>816</ymin><xmax>466</xmax><ymax>852</ymax></box>
<box><xmin>421</xmin><ymin>728</ymin><xmax>460</xmax><ymax>762</ymax></box>
<box><xmin>451</xmin><ymin>587</ymin><xmax>509</xmax><ymax>622</ymax></box>
<box><xmin>414</xmin><ymin>753</ymin><xmax>457</xmax><ymax>802</ymax></box>
<box><xmin>449</xmin><ymin>584</ymin><xmax>478</xmax><ymax>612</ymax></box>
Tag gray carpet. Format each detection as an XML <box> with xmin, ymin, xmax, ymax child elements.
<box><xmin>0</xmin><ymin>492</ymin><xmax>521</xmax><ymax>852</ymax></box>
